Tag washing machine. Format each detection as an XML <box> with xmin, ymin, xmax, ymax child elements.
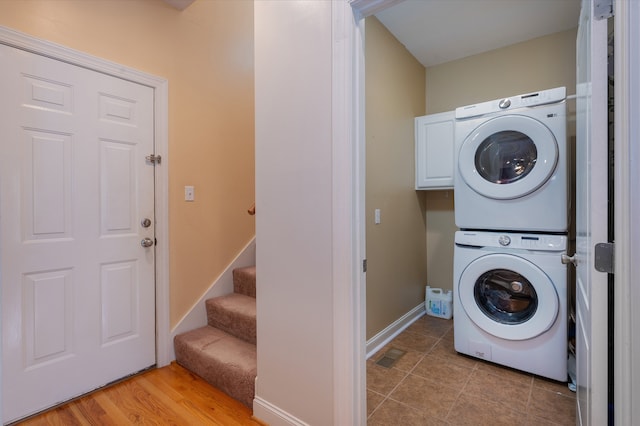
<box><xmin>454</xmin><ymin>87</ymin><xmax>568</xmax><ymax>232</ymax></box>
<box><xmin>453</xmin><ymin>230</ymin><xmax>568</xmax><ymax>381</ymax></box>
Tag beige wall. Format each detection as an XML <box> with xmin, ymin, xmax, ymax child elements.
<box><xmin>425</xmin><ymin>28</ymin><xmax>578</xmax><ymax>292</ymax></box>
<box><xmin>0</xmin><ymin>0</ymin><xmax>255</xmax><ymax>327</ymax></box>
<box><xmin>365</xmin><ymin>17</ymin><xmax>427</xmax><ymax>339</ymax></box>
<box><xmin>426</xmin><ymin>28</ymin><xmax>577</xmax><ymax>113</ymax></box>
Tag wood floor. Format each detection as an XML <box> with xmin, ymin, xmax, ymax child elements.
<box><xmin>14</xmin><ymin>363</ymin><xmax>263</xmax><ymax>426</ymax></box>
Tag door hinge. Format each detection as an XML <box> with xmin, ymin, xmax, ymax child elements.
<box><xmin>594</xmin><ymin>242</ymin><xmax>614</xmax><ymax>274</ymax></box>
<box><xmin>594</xmin><ymin>0</ymin><xmax>614</xmax><ymax>20</ymax></box>
<box><xmin>145</xmin><ymin>154</ymin><xmax>162</xmax><ymax>165</ymax></box>
<box><xmin>362</xmin><ymin>259</ymin><xmax>367</xmax><ymax>273</ymax></box>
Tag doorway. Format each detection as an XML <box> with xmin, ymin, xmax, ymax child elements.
<box><xmin>0</xmin><ymin>28</ymin><xmax>170</xmax><ymax>423</ymax></box>
<box><xmin>359</xmin><ymin>0</ymin><xmax>582</xmax><ymax>423</ymax></box>
<box><xmin>361</xmin><ymin>0</ymin><xmax>579</xmax><ymax>356</ymax></box>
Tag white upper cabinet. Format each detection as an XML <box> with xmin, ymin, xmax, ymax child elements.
<box><xmin>415</xmin><ymin>111</ymin><xmax>455</xmax><ymax>190</ymax></box>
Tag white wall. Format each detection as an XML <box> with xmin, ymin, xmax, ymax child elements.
<box><xmin>254</xmin><ymin>2</ymin><xmax>366</xmax><ymax>423</ymax></box>
<box><xmin>254</xmin><ymin>2</ymin><xmax>337</xmax><ymax>424</ymax></box>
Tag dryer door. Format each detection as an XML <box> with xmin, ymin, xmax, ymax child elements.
<box><xmin>458</xmin><ymin>115</ymin><xmax>558</xmax><ymax>199</ymax></box>
<box><xmin>458</xmin><ymin>253</ymin><xmax>559</xmax><ymax>340</ymax></box>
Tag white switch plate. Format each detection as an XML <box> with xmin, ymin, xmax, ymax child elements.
<box><xmin>185</xmin><ymin>185</ymin><xmax>195</xmax><ymax>201</ymax></box>
<box><xmin>374</xmin><ymin>208</ymin><xmax>381</xmax><ymax>224</ymax></box>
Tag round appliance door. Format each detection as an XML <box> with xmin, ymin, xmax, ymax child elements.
<box><xmin>458</xmin><ymin>253</ymin><xmax>559</xmax><ymax>341</ymax></box>
<box><xmin>458</xmin><ymin>115</ymin><xmax>558</xmax><ymax>200</ymax></box>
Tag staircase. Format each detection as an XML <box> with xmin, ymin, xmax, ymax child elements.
<box><xmin>174</xmin><ymin>266</ymin><xmax>257</xmax><ymax>408</ymax></box>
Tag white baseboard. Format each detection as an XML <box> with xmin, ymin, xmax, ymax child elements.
<box><xmin>167</xmin><ymin>237</ymin><xmax>256</xmax><ymax>361</ymax></box>
<box><xmin>366</xmin><ymin>303</ymin><xmax>426</xmax><ymax>359</ymax></box>
<box><xmin>253</xmin><ymin>396</ymin><xmax>309</xmax><ymax>426</ymax></box>
<box><xmin>251</xmin><ymin>302</ymin><xmax>425</xmax><ymax>424</ymax></box>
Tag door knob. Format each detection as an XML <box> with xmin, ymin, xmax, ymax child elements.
<box><xmin>561</xmin><ymin>253</ymin><xmax>576</xmax><ymax>266</ymax></box>
<box><xmin>141</xmin><ymin>237</ymin><xmax>154</xmax><ymax>248</ymax></box>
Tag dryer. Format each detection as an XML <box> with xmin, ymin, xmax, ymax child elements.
<box><xmin>453</xmin><ymin>230</ymin><xmax>568</xmax><ymax>381</ymax></box>
<box><xmin>454</xmin><ymin>87</ymin><xmax>568</xmax><ymax>232</ymax></box>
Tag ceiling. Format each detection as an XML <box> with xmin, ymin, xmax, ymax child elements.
<box><xmin>163</xmin><ymin>0</ymin><xmax>195</xmax><ymax>10</ymax></box>
<box><xmin>375</xmin><ymin>0</ymin><xmax>581</xmax><ymax>68</ymax></box>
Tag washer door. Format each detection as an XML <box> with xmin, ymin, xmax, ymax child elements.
<box><xmin>458</xmin><ymin>115</ymin><xmax>558</xmax><ymax>200</ymax></box>
<box><xmin>458</xmin><ymin>253</ymin><xmax>559</xmax><ymax>340</ymax></box>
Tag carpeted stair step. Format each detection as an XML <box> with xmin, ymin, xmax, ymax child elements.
<box><xmin>233</xmin><ymin>266</ymin><xmax>256</xmax><ymax>298</ymax></box>
<box><xmin>173</xmin><ymin>265</ymin><xmax>257</xmax><ymax>408</ymax></box>
<box><xmin>206</xmin><ymin>293</ymin><xmax>256</xmax><ymax>345</ymax></box>
<box><xmin>174</xmin><ymin>326</ymin><xmax>256</xmax><ymax>408</ymax></box>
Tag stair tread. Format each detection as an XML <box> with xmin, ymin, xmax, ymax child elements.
<box><xmin>207</xmin><ymin>293</ymin><xmax>256</xmax><ymax>315</ymax></box>
<box><xmin>174</xmin><ymin>326</ymin><xmax>256</xmax><ymax>407</ymax></box>
<box><xmin>233</xmin><ymin>266</ymin><xmax>256</xmax><ymax>298</ymax></box>
<box><xmin>206</xmin><ymin>293</ymin><xmax>256</xmax><ymax>344</ymax></box>
<box><xmin>175</xmin><ymin>326</ymin><xmax>256</xmax><ymax>368</ymax></box>
<box><xmin>234</xmin><ymin>265</ymin><xmax>256</xmax><ymax>275</ymax></box>
<box><xmin>174</xmin><ymin>265</ymin><xmax>257</xmax><ymax>408</ymax></box>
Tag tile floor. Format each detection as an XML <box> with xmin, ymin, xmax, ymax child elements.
<box><xmin>367</xmin><ymin>315</ymin><xmax>576</xmax><ymax>425</ymax></box>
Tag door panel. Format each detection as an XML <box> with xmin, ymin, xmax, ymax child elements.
<box><xmin>0</xmin><ymin>44</ymin><xmax>156</xmax><ymax>423</ymax></box>
<box><xmin>575</xmin><ymin>0</ymin><xmax>609</xmax><ymax>424</ymax></box>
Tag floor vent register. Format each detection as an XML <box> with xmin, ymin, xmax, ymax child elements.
<box><xmin>375</xmin><ymin>347</ymin><xmax>406</xmax><ymax>368</ymax></box>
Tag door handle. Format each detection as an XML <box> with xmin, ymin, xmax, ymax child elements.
<box><xmin>141</xmin><ymin>237</ymin><xmax>154</xmax><ymax>248</ymax></box>
<box><xmin>561</xmin><ymin>253</ymin><xmax>576</xmax><ymax>267</ymax></box>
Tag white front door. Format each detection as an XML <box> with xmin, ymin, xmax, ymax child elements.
<box><xmin>575</xmin><ymin>0</ymin><xmax>610</xmax><ymax>424</ymax></box>
<box><xmin>0</xmin><ymin>44</ymin><xmax>156</xmax><ymax>423</ymax></box>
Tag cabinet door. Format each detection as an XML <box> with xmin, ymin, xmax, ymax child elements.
<box><xmin>415</xmin><ymin>111</ymin><xmax>455</xmax><ymax>189</ymax></box>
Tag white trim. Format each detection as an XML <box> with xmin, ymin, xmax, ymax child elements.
<box><xmin>153</xmin><ymin>66</ymin><xmax>171</xmax><ymax>369</ymax></box>
<box><xmin>331</xmin><ymin>2</ymin><xmax>367</xmax><ymax>425</ymax></box>
<box><xmin>0</xmin><ymin>26</ymin><xmax>172</xmax><ymax>367</ymax></box>
<box><xmin>169</xmin><ymin>237</ymin><xmax>256</xmax><ymax>360</ymax></box>
<box><xmin>253</xmin><ymin>397</ymin><xmax>310</xmax><ymax>426</ymax></box>
<box><xmin>253</xmin><ymin>1</ymin><xmax>421</xmax><ymax>423</ymax></box>
<box><xmin>336</xmin><ymin>1</ymin><xmax>401</xmax><ymax>424</ymax></box>
<box><xmin>614</xmin><ymin>1</ymin><xmax>639</xmax><ymax>424</ymax></box>
<box><xmin>349</xmin><ymin>0</ymin><xmax>404</xmax><ymax>18</ymax></box>
<box><xmin>366</xmin><ymin>304</ymin><xmax>426</xmax><ymax>358</ymax></box>
<box><xmin>0</xmin><ymin>27</ymin><xmax>165</xmax><ymax>89</ymax></box>
<box><xmin>252</xmin><ymin>1</ymin><xmax>398</xmax><ymax>423</ymax></box>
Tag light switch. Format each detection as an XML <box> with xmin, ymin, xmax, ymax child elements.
<box><xmin>185</xmin><ymin>186</ymin><xmax>195</xmax><ymax>201</ymax></box>
<box><xmin>374</xmin><ymin>208</ymin><xmax>381</xmax><ymax>224</ymax></box>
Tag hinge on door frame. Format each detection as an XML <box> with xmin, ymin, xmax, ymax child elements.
<box><xmin>145</xmin><ymin>154</ymin><xmax>162</xmax><ymax>165</ymax></box>
<box><xmin>362</xmin><ymin>259</ymin><xmax>367</xmax><ymax>273</ymax></box>
<box><xmin>594</xmin><ymin>242</ymin><xmax>615</xmax><ymax>273</ymax></box>
<box><xmin>594</xmin><ymin>0</ymin><xmax>614</xmax><ymax>20</ymax></box>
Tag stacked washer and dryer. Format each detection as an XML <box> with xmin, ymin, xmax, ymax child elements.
<box><xmin>452</xmin><ymin>87</ymin><xmax>570</xmax><ymax>381</ymax></box>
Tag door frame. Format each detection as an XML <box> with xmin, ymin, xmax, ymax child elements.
<box><xmin>0</xmin><ymin>25</ymin><xmax>171</xmax><ymax>415</ymax></box>
<box><xmin>614</xmin><ymin>0</ymin><xmax>639</xmax><ymax>424</ymax></box>
<box><xmin>346</xmin><ymin>0</ymin><xmax>634</xmax><ymax>424</ymax></box>
<box><xmin>331</xmin><ymin>2</ymin><xmax>367</xmax><ymax>424</ymax></box>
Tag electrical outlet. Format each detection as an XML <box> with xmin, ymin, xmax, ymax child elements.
<box><xmin>185</xmin><ymin>186</ymin><xmax>195</xmax><ymax>201</ymax></box>
<box><xmin>374</xmin><ymin>208</ymin><xmax>381</xmax><ymax>224</ymax></box>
